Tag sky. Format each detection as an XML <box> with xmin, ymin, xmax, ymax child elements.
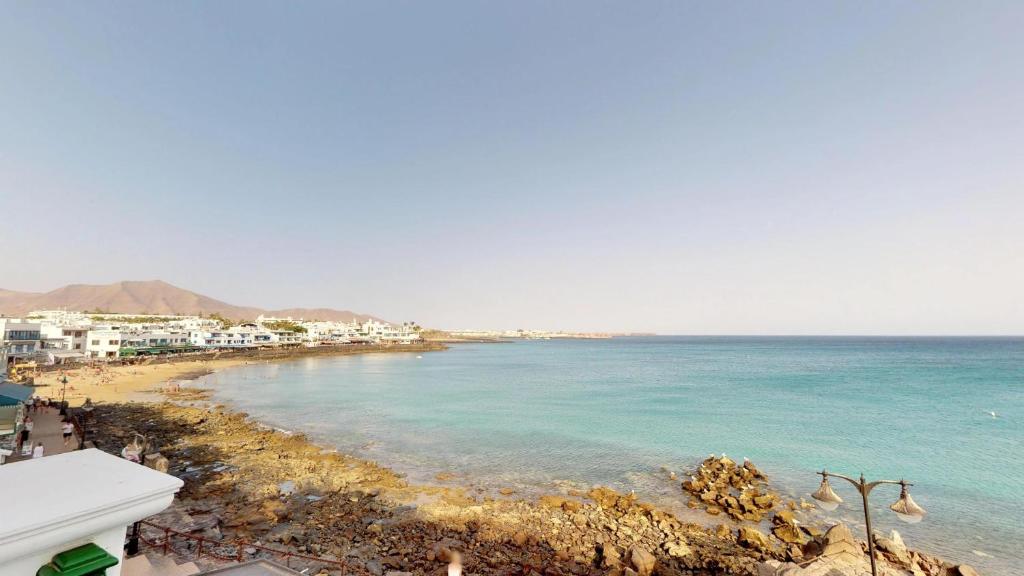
<box><xmin>1</xmin><ymin>2</ymin><xmax>1022</xmax><ymax>334</ymax></box>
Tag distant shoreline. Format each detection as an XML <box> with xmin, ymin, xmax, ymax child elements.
<box><xmin>32</xmin><ymin>341</ymin><xmax>447</xmax><ymax>406</ymax></box>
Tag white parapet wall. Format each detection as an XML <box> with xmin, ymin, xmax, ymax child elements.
<box><xmin>0</xmin><ymin>449</ymin><xmax>183</xmax><ymax>576</ymax></box>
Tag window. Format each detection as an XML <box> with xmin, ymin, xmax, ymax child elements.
<box><xmin>91</xmin><ymin>340</ymin><xmax>100</xmax><ymax>345</ymax></box>
<box><xmin>109</xmin><ymin>340</ymin><xmax>119</xmax><ymax>345</ymax></box>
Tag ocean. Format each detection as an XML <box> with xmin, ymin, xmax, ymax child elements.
<box><xmin>199</xmin><ymin>337</ymin><xmax>1023</xmax><ymax>575</ymax></box>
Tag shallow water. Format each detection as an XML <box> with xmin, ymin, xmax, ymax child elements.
<box><xmin>201</xmin><ymin>337</ymin><xmax>1023</xmax><ymax>575</ymax></box>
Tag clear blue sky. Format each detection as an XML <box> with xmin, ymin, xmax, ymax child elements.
<box><xmin>1</xmin><ymin>2</ymin><xmax>1021</xmax><ymax>334</ymax></box>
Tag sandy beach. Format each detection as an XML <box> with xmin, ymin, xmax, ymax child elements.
<box><xmin>32</xmin><ymin>359</ymin><xmax>247</xmax><ymax>405</ymax></box>
<box><xmin>29</xmin><ymin>341</ymin><xmax>447</xmax><ymax>406</ymax></box>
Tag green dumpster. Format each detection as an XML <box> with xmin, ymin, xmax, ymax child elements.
<box><xmin>36</xmin><ymin>543</ymin><xmax>119</xmax><ymax>576</ymax></box>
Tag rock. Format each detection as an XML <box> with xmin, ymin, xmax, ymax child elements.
<box><xmin>512</xmin><ymin>531</ymin><xmax>529</xmax><ymax>547</ymax></box>
<box><xmin>600</xmin><ymin>544</ymin><xmax>622</xmax><ymax>568</ymax></box>
<box><xmin>772</xmin><ymin>523</ymin><xmax>806</xmax><ymax>545</ymax></box>
<box><xmin>821</xmin><ymin>523</ymin><xmax>862</xmax><ymax>564</ymax></box>
<box><xmin>663</xmin><ymin>540</ymin><xmax>692</xmax><ymax>559</ymax></box>
<box><xmin>385</xmin><ymin>572</ymin><xmax>412</xmax><ymax>576</ymax></box>
<box><xmin>499</xmin><ymin>487</ymin><xmax>514</xmax><ymax>496</ymax></box>
<box><xmin>432</xmin><ymin>543</ymin><xmax>451</xmax><ymax>563</ymax></box>
<box><xmin>772</xmin><ymin>510</ymin><xmax>795</xmax><ymax>526</ymax></box>
<box><xmin>874</xmin><ymin>530</ymin><xmax>910</xmax><ymax>565</ymax></box>
<box><xmin>364</xmin><ymin>559</ymin><xmax>383</xmax><ymax>576</ymax></box>
<box><xmin>757</xmin><ymin>560</ymin><xmax>783</xmax><ymax>576</ymax></box>
<box><xmin>629</xmin><ymin>546</ymin><xmax>656</xmax><ymax>576</ymax></box>
<box><xmin>957</xmin><ymin>566</ymin><xmax>979</xmax><ymax>576</ymax></box>
<box><xmin>737</xmin><ymin>527</ymin><xmax>769</xmax><ymax>552</ymax></box>
<box><xmin>683</xmin><ymin>456</ymin><xmax>777</xmax><ymax>519</ymax></box>
<box><xmin>144</xmin><ymin>452</ymin><xmax>170</xmax><ymax>473</ymax></box>
<box><xmin>715</xmin><ymin>524</ymin><xmax>733</xmax><ymax>540</ymax></box>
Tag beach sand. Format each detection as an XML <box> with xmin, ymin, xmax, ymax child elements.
<box><xmin>30</xmin><ymin>341</ymin><xmax>446</xmax><ymax>406</ymax></box>
<box><xmin>31</xmin><ymin>359</ymin><xmax>246</xmax><ymax>405</ymax></box>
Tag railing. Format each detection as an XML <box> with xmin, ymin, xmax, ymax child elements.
<box><xmin>133</xmin><ymin>520</ymin><xmax>370</xmax><ymax>573</ymax></box>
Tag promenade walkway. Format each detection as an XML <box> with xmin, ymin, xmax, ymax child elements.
<box><xmin>8</xmin><ymin>407</ymin><xmax>79</xmax><ymax>463</ymax></box>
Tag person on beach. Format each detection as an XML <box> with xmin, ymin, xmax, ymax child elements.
<box><xmin>61</xmin><ymin>418</ymin><xmax>75</xmax><ymax>447</ymax></box>
<box><xmin>32</xmin><ymin>442</ymin><xmax>44</xmax><ymax>459</ymax></box>
<box><xmin>19</xmin><ymin>416</ymin><xmax>33</xmax><ymax>450</ymax></box>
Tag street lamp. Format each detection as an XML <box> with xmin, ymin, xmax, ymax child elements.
<box><xmin>811</xmin><ymin>470</ymin><xmax>926</xmax><ymax>576</ymax></box>
<box><xmin>59</xmin><ymin>375</ymin><xmax>69</xmax><ymax>415</ymax></box>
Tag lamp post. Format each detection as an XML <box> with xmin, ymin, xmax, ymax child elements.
<box><xmin>811</xmin><ymin>470</ymin><xmax>926</xmax><ymax>576</ymax></box>
<box><xmin>59</xmin><ymin>375</ymin><xmax>69</xmax><ymax>415</ymax></box>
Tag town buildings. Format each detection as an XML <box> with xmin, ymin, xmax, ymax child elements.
<box><xmin>0</xmin><ymin>319</ymin><xmax>42</xmax><ymax>360</ymax></box>
<box><xmin>1</xmin><ymin>311</ymin><xmax>420</xmax><ymax>366</ymax></box>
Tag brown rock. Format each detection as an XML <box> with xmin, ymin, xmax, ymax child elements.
<box><xmin>772</xmin><ymin>523</ymin><xmax>806</xmax><ymax>545</ymax></box>
<box><xmin>629</xmin><ymin>546</ymin><xmax>656</xmax><ymax>576</ymax></box>
<box><xmin>957</xmin><ymin>566</ymin><xmax>979</xmax><ymax>576</ymax></box>
<box><xmin>737</xmin><ymin>527</ymin><xmax>769</xmax><ymax>552</ymax></box>
<box><xmin>663</xmin><ymin>540</ymin><xmax>692</xmax><ymax>559</ymax></box>
<box><xmin>772</xmin><ymin>510</ymin><xmax>795</xmax><ymax>525</ymax></box>
<box><xmin>601</xmin><ymin>544</ymin><xmax>622</xmax><ymax>568</ymax></box>
<box><xmin>821</xmin><ymin>523</ymin><xmax>862</xmax><ymax>564</ymax></box>
<box><xmin>715</xmin><ymin>524</ymin><xmax>732</xmax><ymax>540</ymax></box>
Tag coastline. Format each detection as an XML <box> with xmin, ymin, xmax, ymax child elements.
<box><xmin>31</xmin><ymin>342</ymin><xmax>447</xmax><ymax>406</ymax></box>
<box><xmin>76</xmin><ymin>347</ymin><xmax>975</xmax><ymax>576</ymax></box>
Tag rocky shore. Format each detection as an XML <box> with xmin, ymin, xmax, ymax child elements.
<box><xmin>85</xmin><ymin>395</ymin><xmax>982</xmax><ymax>576</ymax></box>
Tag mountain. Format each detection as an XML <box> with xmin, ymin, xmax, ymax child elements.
<box><xmin>0</xmin><ymin>280</ymin><xmax>385</xmax><ymax>323</ymax></box>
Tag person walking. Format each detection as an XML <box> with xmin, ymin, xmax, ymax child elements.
<box><xmin>32</xmin><ymin>442</ymin><xmax>44</xmax><ymax>459</ymax></box>
<box><xmin>61</xmin><ymin>418</ymin><xmax>75</xmax><ymax>447</ymax></box>
<box><xmin>19</xmin><ymin>416</ymin><xmax>33</xmax><ymax>451</ymax></box>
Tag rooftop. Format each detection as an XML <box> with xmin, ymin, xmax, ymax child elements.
<box><xmin>0</xmin><ymin>449</ymin><xmax>183</xmax><ymax>550</ymax></box>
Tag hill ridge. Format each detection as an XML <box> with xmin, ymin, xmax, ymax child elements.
<box><xmin>0</xmin><ymin>280</ymin><xmax>384</xmax><ymax>323</ymax></box>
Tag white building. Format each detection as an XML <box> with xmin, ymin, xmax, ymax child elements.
<box><xmin>121</xmin><ymin>331</ymin><xmax>192</xmax><ymax>350</ymax></box>
<box><xmin>189</xmin><ymin>329</ymin><xmax>257</xmax><ymax>349</ymax></box>
<box><xmin>25</xmin><ymin>309</ymin><xmax>91</xmax><ymax>326</ymax></box>
<box><xmin>0</xmin><ymin>449</ymin><xmax>181</xmax><ymax>576</ymax></box>
<box><xmin>0</xmin><ymin>319</ymin><xmax>42</xmax><ymax>361</ymax></box>
<box><xmin>85</xmin><ymin>329</ymin><xmax>122</xmax><ymax>359</ymax></box>
<box><xmin>360</xmin><ymin>319</ymin><xmax>419</xmax><ymax>344</ymax></box>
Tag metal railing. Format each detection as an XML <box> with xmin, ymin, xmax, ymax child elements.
<box><xmin>132</xmin><ymin>520</ymin><xmax>370</xmax><ymax>574</ymax></box>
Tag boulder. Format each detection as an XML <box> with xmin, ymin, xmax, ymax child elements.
<box><xmin>683</xmin><ymin>456</ymin><xmax>778</xmax><ymax>519</ymax></box>
<box><xmin>821</xmin><ymin>523</ymin><xmax>862</xmax><ymax>564</ymax></box>
<box><xmin>629</xmin><ymin>546</ymin><xmax>656</xmax><ymax>576</ymax></box>
<box><xmin>144</xmin><ymin>452</ymin><xmax>170</xmax><ymax>473</ymax></box>
<box><xmin>772</xmin><ymin>523</ymin><xmax>806</xmax><ymax>545</ymax></box>
<box><xmin>601</xmin><ymin>544</ymin><xmax>622</xmax><ymax>568</ymax></box>
<box><xmin>663</xmin><ymin>540</ymin><xmax>692</xmax><ymax>559</ymax></box>
<box><xmin>772</xmin><ymin>510</ymin><xmax>795</xmax><ymax>526</ymax></box>
<box><xmin>874</xmin><ymin>530</ymin><xmax>910</xmax><ymax>565</ymax></box>
<box><xmin>715</xmin><ymin>524</ymin><xmax>733</xmax><ymax>540</ymax></box>
<box><xmin>957</xmin><ymin>566</ymin><xmax>979</xmax><ymax>576</ymax></box>
<box><xmin>737</xmin><ymin>527</ymin><xmax>769</xmax><ymax>552</ymax></box>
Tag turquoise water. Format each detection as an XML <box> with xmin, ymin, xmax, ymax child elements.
<box><xmin>201</xmin><ymin>337</ymin><xmax>1023</xmax><ymax>575</ymax></box>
